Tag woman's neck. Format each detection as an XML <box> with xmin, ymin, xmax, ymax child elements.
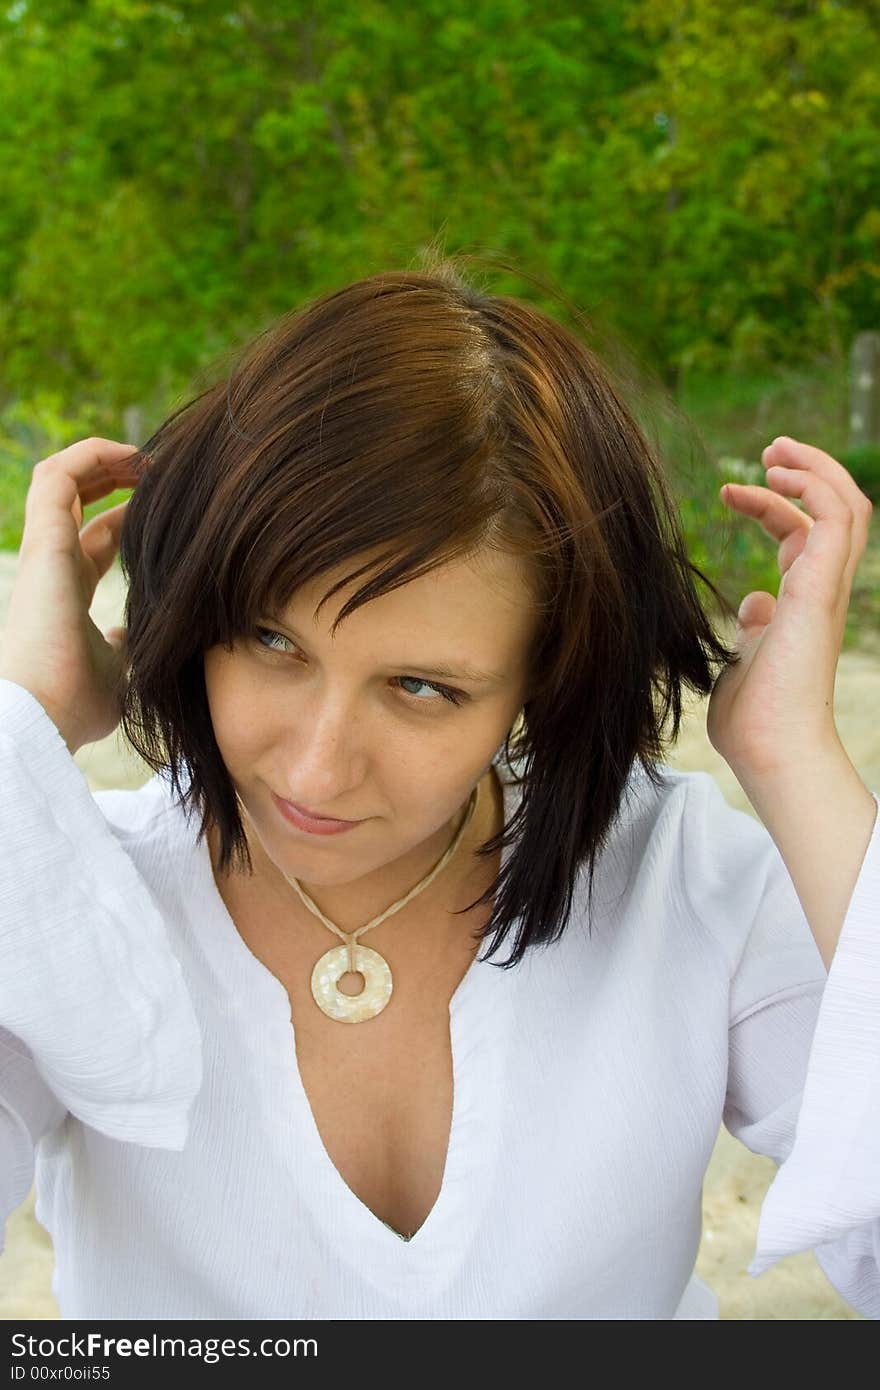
<box><xmin>208</xmin><ymin>764</ymin><xmax>505</xmax><ymax>937</ymax></box>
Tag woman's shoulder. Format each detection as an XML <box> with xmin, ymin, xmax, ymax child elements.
<box><xmin>613</xmin><ymin>758</ymin><xmax>778</xmax><ymax>897</ymax></box>
<box><xmin>616</xmin><ymin>759</ymin><xmax>814</xmax><ymax>975</ymax></box>
<box><xmin>501</xmin><ymin>746</ymin><xmax>773</xmax><ymax>921</ymax></box>
<box><xmin>558</xmin><ymin>756</ymin><xmax>792</xmax><ymax>961</ymax></box>
<box><xmin>91</xmin><ymin>769</ymin><xmax>208</xmax><ymax>931</ymax></box>
<box><xmin>91</xmin><ymin>768</ymin><xmax>188</xmax><ymax>844</ymax></box>
<box><xmin>498</xmin><ymin>743</ymin><xmax>743</xmax><ymax>816</ymax></box>
<box><xmin>616</xmin><ymin>757</ymin><xmax>764</xmax><ymax>844</ymax></box>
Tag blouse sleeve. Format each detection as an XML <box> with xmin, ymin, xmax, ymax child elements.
<box><xmin>0</xmin><ymin>1023</ymin><xmax>66</xmax><ymax>1252</ymax></box>
<box><xmin>678</xmin><ymin>769</ymin><xmax>880</xmax><ymax>1321</ymax></box>
<box><xmin>0</xmin><ymin>677</ymin><xmax>203</xmax><ymax>1222</ymax></box>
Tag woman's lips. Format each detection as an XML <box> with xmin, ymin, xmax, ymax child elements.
<box><xmin>271</xmin><ymin>791</ymin><xmax>363</xmax><ymax>836</ymax></box>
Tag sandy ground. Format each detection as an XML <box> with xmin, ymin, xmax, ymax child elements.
<box><xmin>1</xmin><ymin>552</ymin><xmax>877</xmax><ymax>1320</ymax></box>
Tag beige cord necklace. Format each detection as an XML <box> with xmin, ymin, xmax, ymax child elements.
<box><xmin>241</xmin><ymin>781</ymin><xmax>481</xmax><ymax>1023</ymax></box>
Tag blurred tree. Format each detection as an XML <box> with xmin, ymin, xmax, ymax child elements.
<box><xmin>0</xmin><ymin>0</ymin><xmax>876</xmax><ymax>425</ymax></box>
<box><xmin>616</xmin><ymin>0</ymin><xmax>880</xmax><ymax>375</ymax></box>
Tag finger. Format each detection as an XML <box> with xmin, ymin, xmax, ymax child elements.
<box><xmin>38</xmin><ymin>437</ymin><xmax>145</xmax><ymax>495</ymax></box>
<box><xmin>721</xmin><ymin>482</ymin><xmax>812</xmax><ymax>575</ymax></box>
<box><xmin>103</xmin><ymin>626</ymin><xmax>128</xmax><ymax>658</ymax></box>
<box><xmin>736</xmin><ymin>590</ymin><xmax>777</xmax><ymax>633</ymax></box>
<box><xmin>763</xmin><ymin>463</ymin><xmax>861</xmax><ymax>600</ymax></box>
<box><xmin>22</xmin><ymin>440</ymin><xmax>142</xmax><ymax>551</ymax></box>
<box><xmin>762</xmin><ymin>436</ymin><xmax>874</xmax><ymax>519</ymax></box>
<box><xmin>721</xmin><ymin>481</ymin><xmax>814</xmax><ymax>541</ymax></box>
<box><xmin>78</xmin><ymin>502</ymin><xmax>130</xmax><ymax>583</ymax></box>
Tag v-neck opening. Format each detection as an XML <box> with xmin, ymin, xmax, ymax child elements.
<box><xmin>189</xmin><ymin>754</ymin><xmax>523</xmax><ymax>1273</ymax></box>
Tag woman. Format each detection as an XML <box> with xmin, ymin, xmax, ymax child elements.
<box><xmin>0</xmin><ymin>261</ymin><xmax>877</xmax><ymax>1320</ymax></box>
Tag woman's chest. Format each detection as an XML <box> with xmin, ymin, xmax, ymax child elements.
<box><xmin>229</xmin><ymin>900</ymin><xmax>487</xmax><ymax>1241</ymax></box>
<box><xmin>57</xmin><ymin>915</ymin><xmax>730</xmax><ymax>1316</ymax></box>
<box><xmin>184</xmin><ymin>826</ymin><xmax>729</xmax><ymax>1267</ymax></box>
<box><xmin>290</xmin><ymin>997</ymin><xmax>456</xmax><ymax>1239</ymax></box>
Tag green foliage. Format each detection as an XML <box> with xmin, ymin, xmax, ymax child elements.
<box><xmin>676</xmin><ymin>460</ymin><xmax>782</xmax><ymax>621</ymax></box>
<box><xmin>1</xmin><ymin>0</ymin><xmax>878</xmax><ymax>413</ymax></box>
<box><xmin>841</xmin><ymin>443</ymin><xmax>880</xmax><ymax>502</ymax></box>
<box><xmin>0</xmin><ymin>1</ymin><xmax>878</xmax><ymax>642</ymax></box>
<box><xmin>0</xmin><ymin>393</ymin><xmax>131</xmax><ymax>548</ymax></box>
<box><xmin>680</xmin><ymin>368</ymin><xmax>879</xmax><ymax>650</ymax></box>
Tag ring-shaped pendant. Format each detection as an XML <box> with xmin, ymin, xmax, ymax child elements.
<box><xmin>310</xmin><ymin>943</ymin><xmax>393</xmax><ymax>1023</ymax></box>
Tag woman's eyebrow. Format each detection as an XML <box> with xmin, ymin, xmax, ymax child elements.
<box><xmin>259</xmin><ymin>612</ymin><xmax>506</xmax><ymax>685</ymax></box>
<box><xmin>401</xmin><ymin>659</ymin><xmax>504</xmax><ymax>685</ymax></box>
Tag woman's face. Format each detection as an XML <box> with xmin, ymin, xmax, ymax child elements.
<box><xmin>202</xmin><ymin>545</ymin><xmax>536</xmax><ymax>909</ymax></box>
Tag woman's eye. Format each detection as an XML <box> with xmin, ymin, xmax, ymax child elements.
<box><xmin>254</xmin><ymin>627</ymin><xmax>293</xmax><ymax>654</ymax></box>
<box><xmin>252</xmin><ymin>628</ymin><xmax>464</xmax><ymax>708</ymax></box>
<box><xmin>396</xmin><ymin>676</ymin><xmax>464</xmax><ymax>706</ymax></box>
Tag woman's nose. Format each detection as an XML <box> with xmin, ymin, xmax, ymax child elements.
<box><xmin>278</xmin><ymin>702</ymin><xmax>366</xmax><ymax>799</ymax></box>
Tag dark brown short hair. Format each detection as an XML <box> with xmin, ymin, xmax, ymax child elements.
<box><xmin>118</xmin><ymin>255</ymin><xmax>739</xmax><ymax>968</ymax></box>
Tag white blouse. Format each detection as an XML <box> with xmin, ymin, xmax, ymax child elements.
<box><xmin>1</xmin><ymin>676</ymin><xmax>878</xmax><ymax>1321</ymax></box>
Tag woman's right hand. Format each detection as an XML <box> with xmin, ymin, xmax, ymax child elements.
<box><xmin>0</xmin><ymin>437</ymin><xmax>146</xmax><ymax>754</ymax></box>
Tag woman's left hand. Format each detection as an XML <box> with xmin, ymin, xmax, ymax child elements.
<box><xmin>706</xmin><ymin>436</ymin><xmax>873</xmax><ymax>779</ymax></box>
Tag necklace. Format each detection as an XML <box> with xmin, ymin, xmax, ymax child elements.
<box><xmin>240</xmin><ymin>780</ymin><xmax>481</xmax><ymax>1024</ymax></box>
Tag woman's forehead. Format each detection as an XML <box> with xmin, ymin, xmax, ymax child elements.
<box><xmin>268</xmin><ymin>545</ymin><xmax>537</xmax><ymax>621</ymax></box>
